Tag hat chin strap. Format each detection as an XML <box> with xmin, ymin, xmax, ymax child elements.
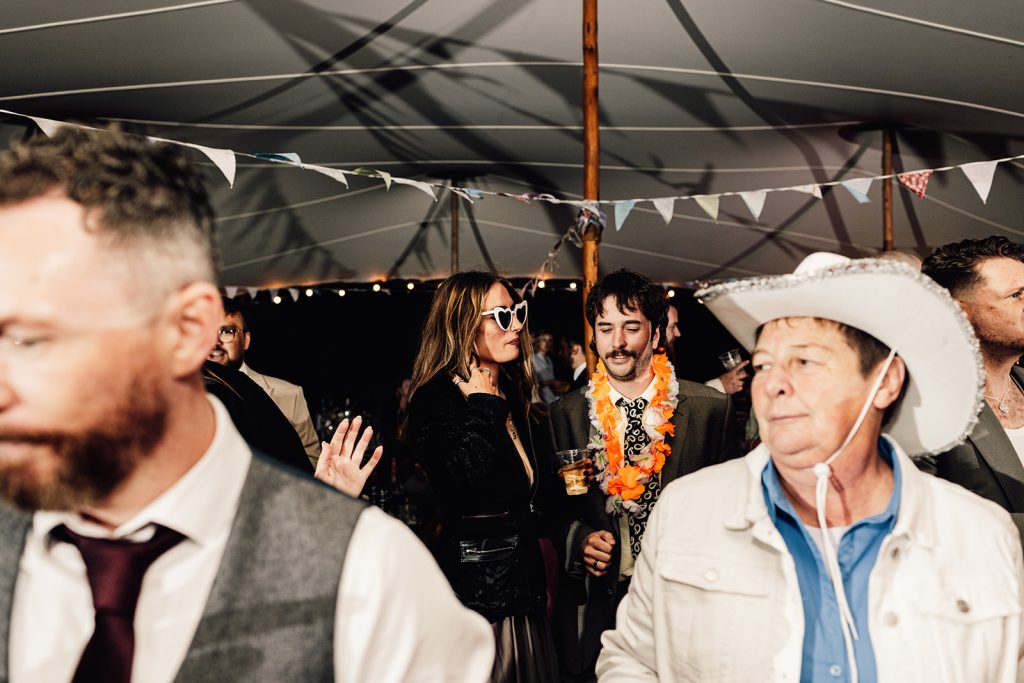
<box><xmin>809</xmin><ymin>348</ymin><xmax>896</xmax><ymax>683</ymax></box>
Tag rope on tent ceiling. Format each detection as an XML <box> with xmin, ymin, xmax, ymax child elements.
<box><xmin>1</xmin><ymin>62</ymin><xmax>1020</xmax><ymax>122</ymax></box>
<box><xmin>0</xmin><ymin>0</ymin><xmax>240</xmax><ymax>36</ymax></box>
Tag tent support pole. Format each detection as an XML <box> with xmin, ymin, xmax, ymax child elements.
<box><xmin>582</xmin><ymin>0</ymin><xmax>600</xmax><ymax>372</ymax></box>
<box><xmin>450</xmin><ymin>188</ymin><xmax>460</xmax><ymax>273</ymax></box>
<box><xmin>882</xmin><ymin>128</ymin><xmax>893</xmax><ymax>251</ymax></box>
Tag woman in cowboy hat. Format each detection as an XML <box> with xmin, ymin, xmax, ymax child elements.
<box><xmin>597</xmin><ymin>253</ymin><xmax>1023</xmax><ymax>683</ymax></box>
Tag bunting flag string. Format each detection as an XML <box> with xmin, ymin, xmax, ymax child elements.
<box><xmin>2</xmin><ymin>108</ymin><xmax>1020</xmax><ymax>231</ymax></box>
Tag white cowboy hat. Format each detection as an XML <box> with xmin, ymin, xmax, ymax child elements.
<box><xmin>695</xmin><ymin>252</ymin><xmax>984</xmax><ymax>456</ymax></box>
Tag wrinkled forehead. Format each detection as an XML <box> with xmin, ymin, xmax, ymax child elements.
<box><xmin>0</xmin><ymin>195</ymin><xmax>143</xmax><ymax>329</ymax></box>
<box><xmin>754</xmin><ymin>316</ymin><xmax>850</xmax><ymax>349</ymax></box>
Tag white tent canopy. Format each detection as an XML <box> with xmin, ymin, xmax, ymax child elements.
<box><xmin>1</xmin><ymin>0</ymin><xmax>1021</xmax><ymax>287</ymax></box>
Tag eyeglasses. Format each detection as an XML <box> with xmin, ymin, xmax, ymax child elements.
<box><xmin>217</xmin><ymin>326</ymin><xmax>245</xmax><ymax>343</ymax></box>
<box><xmin>481</xmin><ymin>301</ymin><xmax>528</xmax><ymax>331</ymax></box>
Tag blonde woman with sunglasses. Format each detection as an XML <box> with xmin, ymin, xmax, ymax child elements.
<box><xmin>406</xmin><ymin>272</ymin><xmax>559</xmax><ymax>683</ymax></box>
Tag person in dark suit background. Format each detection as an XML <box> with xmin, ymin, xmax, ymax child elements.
<box><xmin>920</xmin><ymin>236</ymin><xmax>1024</xmax><ymax>543</ymax></box>
<box><xmin>202</xmin><ymin>360</ymin><xmax>312</xmax><ymax>473</ymax></box>
<box><xmin>547</xmin><ymin>270</ymin><xmax>739</xmax><ymax>682</ymax></box>
<box><xmin>567</xmin><ymin>339</ymin><xmax>589</xmax><ymax>392</ymax></box>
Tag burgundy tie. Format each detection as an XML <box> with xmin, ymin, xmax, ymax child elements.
<box><xmin>52</xmin><ymin>524</ymin><xmax>185</xmax><ymax>683</ymax></box>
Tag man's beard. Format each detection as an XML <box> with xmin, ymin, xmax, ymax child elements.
<box><xmin>0</xmin><ymin>376</ymin><xmax>169</xmax><ymax>512</ymax></box>
<box><xmin>601</xmin><ymin>347</ymin><xmax>654</xmax><ymax>382</ymax></box>
<box><xmin>976</xmin><ymin>325</ymin><xmax>1024</xmax><ymax>363</ymax></box>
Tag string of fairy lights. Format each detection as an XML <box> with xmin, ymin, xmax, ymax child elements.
<box><xmin>227</xmin><ymin>278</ymin><xmax>685</xmax><ymax>305</ymax></box>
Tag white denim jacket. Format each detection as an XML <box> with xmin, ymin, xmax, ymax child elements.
<box><xmin>597</xmin><ymin>439</ymin><xmax>1024</xmax><ymax>682</ymax></box>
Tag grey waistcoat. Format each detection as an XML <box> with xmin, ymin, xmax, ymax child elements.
<box><xmin>0</xmin><ymin>453</ymin><xmax>366</xmax><ymax>683</ymax></box>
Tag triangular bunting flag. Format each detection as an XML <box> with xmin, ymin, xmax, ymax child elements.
<box><xmin>614</xmin><ymin>199</ymin><xmax>637</xmax><ymax>231</ymax></box>
<box><xmin>960</xmin><ymin>161</ymin><xmax>998</xmax><ymax>204</ymax></box>
<box><xmin>27</xmin><ymin>115</ymin><xmax>69</xmax><ymax>137</ymax></box>
<box><xmin>187</xmin><ymin>144</ymin><xmax>237</xmax><ymax>187</ymax></box>
<box><xmin>694</xmin><ymin>195</ymin><xmax>720</xmax><ymax>221</ymax></box>
<box><xmin>225</xmin><ymin>286</ymin><xmax>238</xmax><ymax>299</ymax></box>
<box><xmin>392</xmin><ymin>177</ymin><xmax>438</xmax><ymax>200</ymax></box>
<box><xmin>287</xmin><ymin>288</ymin><xmax>299</xmax><ymax>302</ymax></box>
<box><xmin>792</xmin><ymin>184</ymin><xmax>823</xmax><ymax>199</ymax></box>
<box><xmin>353</xmin><ymin>168</ymin><xmax>393</xmax><ymax>190</ymax></box>
<box><xmin>897</xmin><ymin>171</ymin><xmax>933</xmax><ymax>199</ymax></box>
<box><xmin>841</xmin><ymin>178</ymin><xmax>873</xmax><ymax>204</ymax></box>
<box><xmin>307</xmin><ymin>165</ymin><xmax>350</xmax><ymax>188</ymax></box>
<box><xmin>255</xmin><ymin>152</ymin><xmax>303</xmax><ymax>166</ymax></box>
<box><xmin>738</xmin><ymin>191</ymin><xmax>767</xmax><ymax>221</ymax></box>
<box><xmin>652</xmin><ymin>197</ymin><xmax>675</xmax><ymax>225</ymax></box>
<box><xmin>245</xmin><ymin>287</ymin><xmax>259</xmax><ymax>298</ymax></box>
<box><xmin>449</xmin><ymin>187</ymin><xmax>480</xmax><ymax>203</ymax></box>
<box><xmin>149</xmin><ymin>135</ymin><xmax>237</xmax><ymax>187</ymax></box>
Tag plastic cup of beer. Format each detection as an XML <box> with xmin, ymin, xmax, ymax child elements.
<box><xmin>718</xmin><ymin>348</ymin><xmax>743</xmax><ymax>370</ymax></box>
<box><xmin>557</xmin><ymin>449</ymin><xmax>591</xmax><ymax>496</ymax></box>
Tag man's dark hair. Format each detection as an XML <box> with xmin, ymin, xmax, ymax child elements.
<box><xmin>922</xmin><ymin>236</ymin><xmax>1024</xmax><ymax>298</ymax></box>
<box><xmin>585</xmin><ymin>269</ymin><xmax>667</xmax><ymax>353</ymax></box>
<box><xmin>222</xmin><ymin>296</ymin><xmax>247</xmax><ymax>327</ymax></box>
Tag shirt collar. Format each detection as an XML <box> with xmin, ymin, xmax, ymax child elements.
<box><xmin>607</xmin><ymin>373</ymin><xmax>658</xmax><ymax>407</ymax></box>
<box><xmin>34</xmin><ymin>394</ymin><xmax>252</xmax><ymax>549</ymax></box>
<box><xmin>760</xmin><ymin>437</ymin><xmax>902</xmax><ymax>530</ymax></box>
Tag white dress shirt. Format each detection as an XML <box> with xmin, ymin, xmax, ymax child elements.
<box><xmin>10</xmin><ymin>396</ymin><xmax>494</xmax><ymax>683</ymax></box>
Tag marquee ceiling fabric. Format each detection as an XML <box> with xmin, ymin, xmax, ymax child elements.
<box><xmin>1</xmin><ymin>0</ymin><xmax>1021</xmax><ymax>287</ymax></box>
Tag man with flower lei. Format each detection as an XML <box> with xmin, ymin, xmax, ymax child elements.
<box><xmin>547</xmin><ymin>269</ymin><xmax>740</xmax><ymax>683</ymax></box>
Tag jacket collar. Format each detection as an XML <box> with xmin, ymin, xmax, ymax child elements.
<box><xmin>726</xmin><ymin>436</ymin><xmax>936</xmax><ymax>548</ymax></box>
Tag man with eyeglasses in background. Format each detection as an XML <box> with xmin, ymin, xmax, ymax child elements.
<box><xmin>208</xmin><ymin>298</ymin><xmax>321</xmax><ymax>469</ymax></box>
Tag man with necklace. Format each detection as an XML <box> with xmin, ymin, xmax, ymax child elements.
<box><xmin>921</xmin><ymin>236</ymin><xmax>1024</xmax><ymax>543</ymax></box>
<box><xmin>547</xmin><ymin>269</ymin><xmax>739</xmax><ymax>683</ymax></box>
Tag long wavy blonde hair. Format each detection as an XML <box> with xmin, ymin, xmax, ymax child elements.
<box><xmin>408</xmin><ymin>272</ymin><xmax>535</xmax><ymax>422</ymax></box>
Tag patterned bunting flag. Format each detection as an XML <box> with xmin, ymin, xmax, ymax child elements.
<box><xmin>897</xmin><ymin>171</ymin><xmax>933</xmax><ymax>199</ymax></box>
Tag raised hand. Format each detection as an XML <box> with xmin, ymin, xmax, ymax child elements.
<box><xmin>454</xmin><ymin>362</ymin><xmax>500</xmax><ymax>397</ymax></box>
<box><xmin>314</xmin><ymin>415</ymin><xmax>383</xmax><ymax>498</ymax></box>
<box><xmin>717</xmin><ymin>359</ymin><xmax>750</xmax><ymax>395</ymax></box>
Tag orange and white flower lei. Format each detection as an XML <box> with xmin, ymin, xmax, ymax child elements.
<box><xmin>587</xmin><ymin>353</ymin><xmax>679</xmax><ymax>516</ymax></box>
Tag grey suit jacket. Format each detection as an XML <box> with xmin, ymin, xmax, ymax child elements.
<box><xmin>917</xmin><ymin>365</ymin><xmax>1024</xmax><ymax>544</ymax></box>
<box><xmin>547</xmin><ymin>379</ymin><xmax>739</xmax><ymax>677</ymax></box>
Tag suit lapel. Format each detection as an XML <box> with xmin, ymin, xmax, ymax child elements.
<box><xmin>658</xmin><ymin>392</ymin><xmax>690</xmax><ymax>484</ymax></box>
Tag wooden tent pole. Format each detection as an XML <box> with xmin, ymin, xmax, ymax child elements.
<box><xmin>582</xmin><ymin>0</ymin><xmax>601</xmax><ymax>372</ymax></box>
<box><xmin>450</xmin><ymin>187</ymin><xmax>460</xmax><ymax>273</ymax></box>
<box><xmin>882</xmin><ymin>128</ymin><xmax>894</xmax><ymax>251</ymax></box>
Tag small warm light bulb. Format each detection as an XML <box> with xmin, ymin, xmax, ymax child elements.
<box><xmin>569</xmin><ymin>281</ymin><xmax>578</xmax><ymax>291</ymax></box>
<box><xmin>272</xmin><ymin>295</ymin><xmax>282</xmax><ymax>304</ymax></box>
<box><xmin>406</xmin><ymin>282</ymin><xmax>415</xmax><ymax>290</ymax></box>
<box><xmin>667</xmin><ymin>289</ymin><xmax>676</xmax><ymax>298</ymax></box>
<box><xmin>537</xmin><ymin>280</ymin><xmax>546</xmax><ymax>289</ymax></box>
<box><xmin>305</xmin><ymin>288</ymin><xmax>314</xmax><ymax>297</ymax></box>
<box><xmin>338</xmin><ymin>288</ymin><xmax>346</xmax><ymax>297</ymax></box>
<box><xmin>372</xmin><ymin>283</ymin><xmax>382</xmax><ymax>292</ymax></box>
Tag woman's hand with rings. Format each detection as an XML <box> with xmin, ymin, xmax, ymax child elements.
<box><xmin>456</xmin><ymin>362</ymin><xmax>500</xmax><ymax>397</ymax></box>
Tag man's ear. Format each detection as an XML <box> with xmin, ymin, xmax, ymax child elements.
<box><xmin>873</xmin><ymin>355</ymin><xmax>907</xmax><ymax>411</ymax></box>
<box><xmin>164</xmin><ymin>282</ymin><xmax>223</xmax><ymax>378</ymax></box>
<box><xmin>243</xmin><ymin>329</ymin><xmax>251</xmax><ymax>352</ymax></box>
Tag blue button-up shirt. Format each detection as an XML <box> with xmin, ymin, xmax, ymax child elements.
<box><xmin>761</xmin><ymin>439</ymin><xmax>901</xmax><ymax>683</ymax></box>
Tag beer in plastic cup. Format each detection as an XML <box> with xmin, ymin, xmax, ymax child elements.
<box><xmin>557</xmin><ymin>449</ymin><xmax>591</xmax><ymax>495</ymax></box>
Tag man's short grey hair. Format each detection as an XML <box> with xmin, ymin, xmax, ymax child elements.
<box><xmin>0</xmin><ymin>125</ymin><xmax>218</xmax><ymax>299</ymax></box>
